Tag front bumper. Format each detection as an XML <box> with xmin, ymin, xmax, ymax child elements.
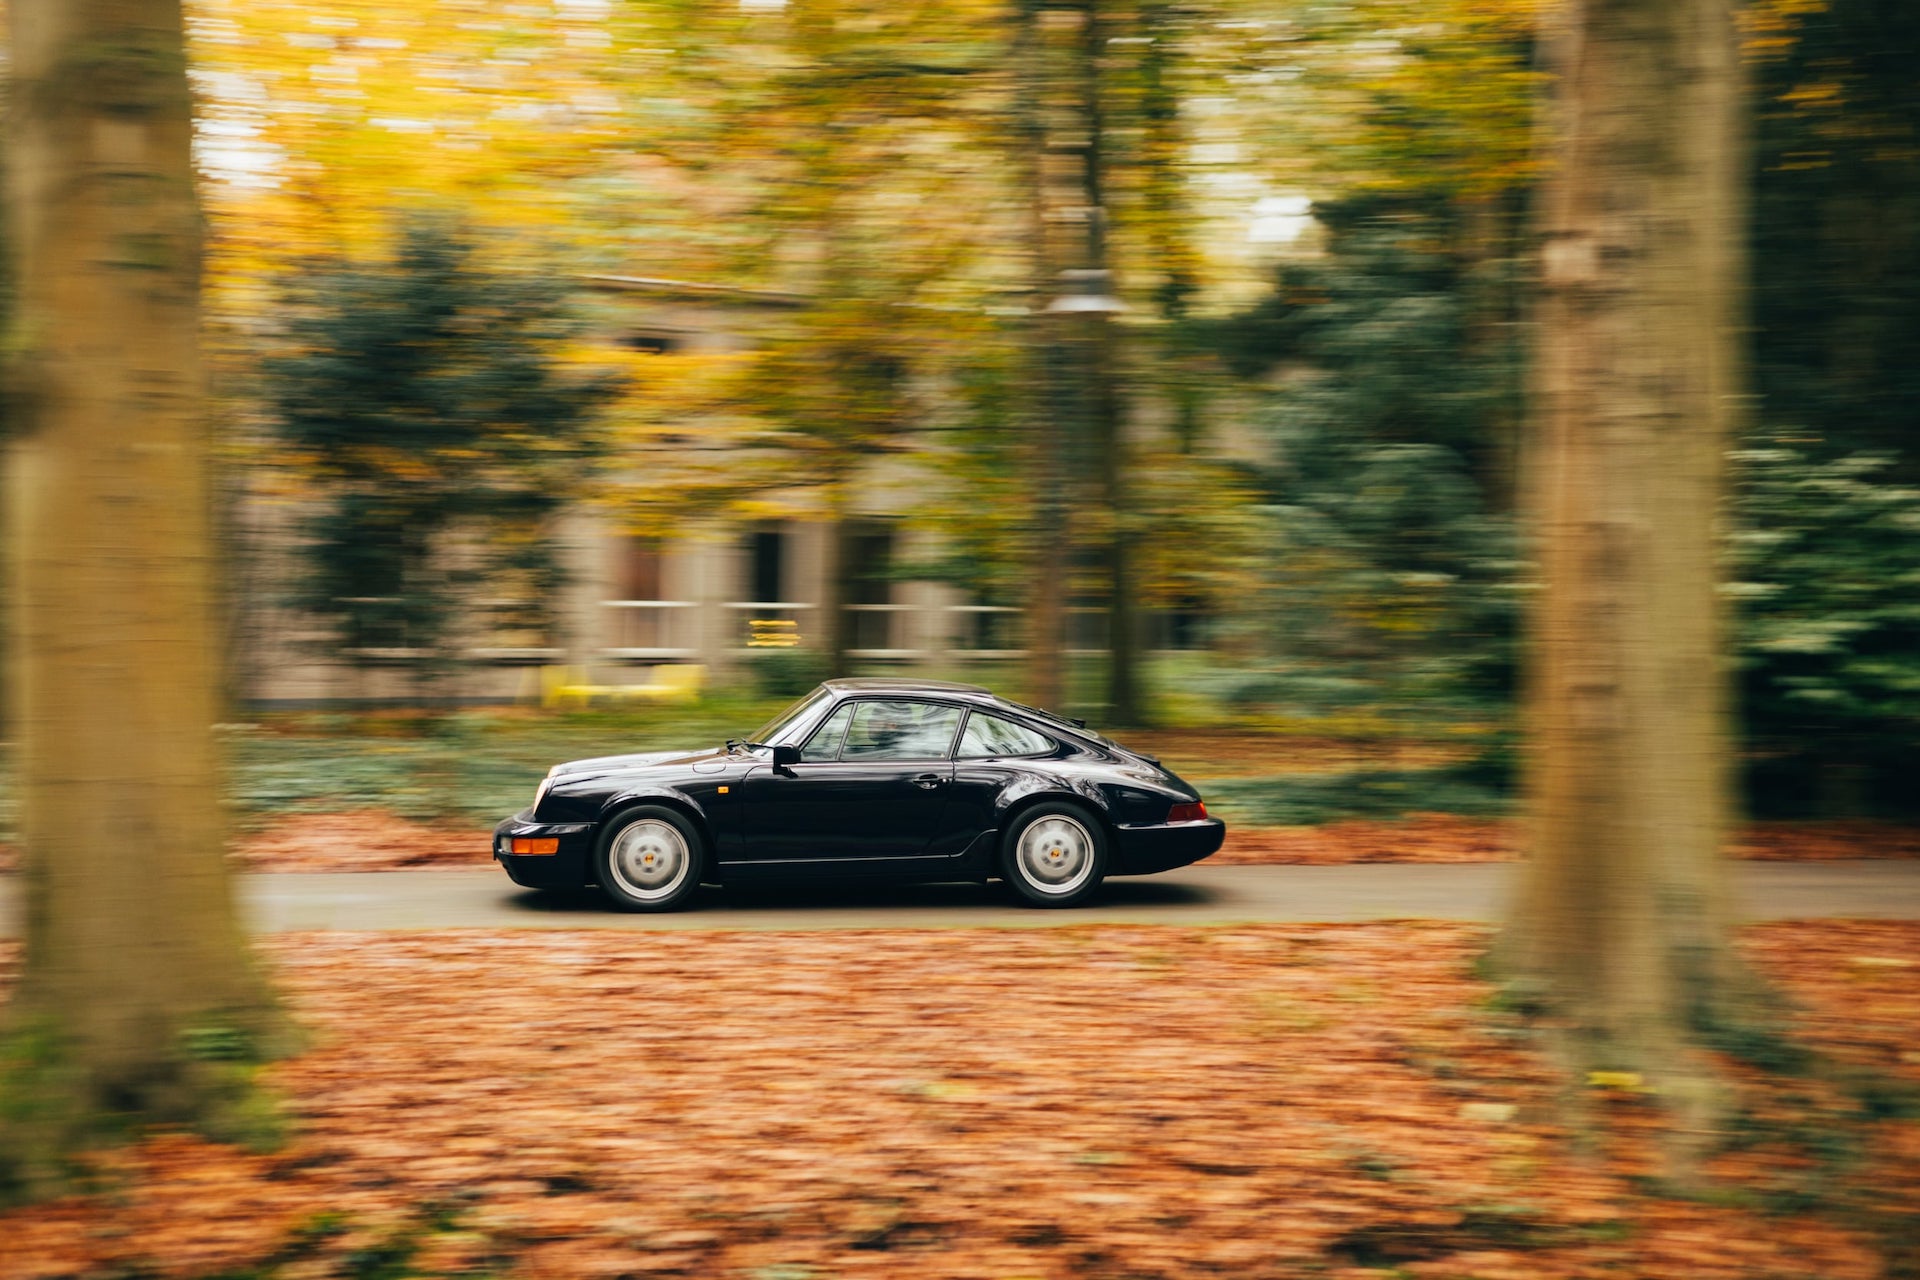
<box><xmin>1110</xmin><ymin>817</ymin><xmax>1226</xmax><ymax>876</ymax></box>
<box><xmin>493</xmin><ymin>810</ymin><xmax>597</xmax><ymax>888</ymax></box>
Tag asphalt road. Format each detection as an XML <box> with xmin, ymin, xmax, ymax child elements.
<box><xmin>4</xmin><ymin>862</ymin><xmax>1917</xmax><ymax>934</ymax></box>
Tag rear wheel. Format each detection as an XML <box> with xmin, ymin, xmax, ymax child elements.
<box><xmin>595</xmin><ymin>806</ymin><xmax>704</xmax><ymax>912</ymax></box>
<box><xmin>1001</xmin><ymin>802</ymin><xmax>1107</xmax><ymax>907</ymax></box>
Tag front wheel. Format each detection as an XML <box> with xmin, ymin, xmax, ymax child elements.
<box><xmin>1001</xmin><ymin>803</ymin><xmax>1107</xmax><ymax>908</ymax></box>
<box><xmin>595</xmin><ymin>806</ymin><xmax>705</xmax><ymax>912</ymax></box>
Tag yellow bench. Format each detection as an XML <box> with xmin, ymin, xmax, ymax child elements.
<box><xmin>540</xmin><ymin>663</ymin><xmax>705</xmax><ymax>709</ymax></box>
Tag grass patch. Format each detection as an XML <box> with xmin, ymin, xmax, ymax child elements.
<box><xmin>0</xmin><ymin>689</ymin><xmax>1505</xmax><ymax>835</ymax></box>
<box><xmin>219</xmin><ymin>695</ymin><xmax>792</xmax><ymax>827</ymax></box>
<box><xmin>1196</xmin><ymin>762</ymin><xmax>1511</xmax><ymax>827</ymax></box>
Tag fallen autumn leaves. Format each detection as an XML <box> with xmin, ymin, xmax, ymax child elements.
<box><xmin>3</xmin><ymin>921</ymin><xmax>1916</xmax><ymax>1279</ymax></box>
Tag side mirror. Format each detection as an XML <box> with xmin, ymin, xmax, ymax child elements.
<box><xmin>770</xmin><ymin>744</ymin><xmax>802</xmax><ymax>772</ymax></box>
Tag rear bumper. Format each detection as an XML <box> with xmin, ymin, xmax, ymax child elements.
<box><xmin>1111</xmin><ymin>817</ymin><xmax>1226</xmax><ymax>876</ymax></box>
<box><xmin>493</xmin><ymin>810</ymin><xmax>597</xmax><ymax>888</ymax></box>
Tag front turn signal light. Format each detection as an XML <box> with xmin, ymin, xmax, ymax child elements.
<box><xmin>1167</xmin><ymin>802</ymin><xmax>1207</xmax><ymax>823</ymax></box>
<box><xmin>511</xmin><ymin>837</ymin><xmax>560</xmax><ymax>856</ymax></box>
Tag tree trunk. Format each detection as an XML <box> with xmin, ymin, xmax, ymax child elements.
<box><xmin>1073</xmin><ymin>0</ymin><xmax>1141</xmax><ymax>726</ymax></box>
<box><xmin>1497</xmin><ymin>0</ymin><xmax>1747</xmax><ymax>1136</ymax></box>
<box><xmin>1016</xmin><ymin>0</ymin><xmax>1067</xmax><ymax>713</ymax></box>
<box><xmin>2</xmin><ymin>0</ymin><xmax>282</xmax><ymax>1200</ymax></box>
<box><xmin>1092</xmin><ymin>316</ymin><xmax>1141</xmax><ymax>726</ymax></box>
<box><xmin>821</xmin><ymin>494</ymin><xmax>851</xmax><ymax>676</ymax></box>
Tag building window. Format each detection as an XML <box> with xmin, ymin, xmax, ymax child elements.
<box><xmin>749</xmin><ymin>528</ymin><xmax>784</xmax><ymax>603</ymax></box>
<box><xmin>618</xmin><ymin>536</ymin><xmax>663</xmax><ymax>601</ymax></box>
<box><xmin>1167</xmin><ymin>598</ymin><xmax>1209</xmax><ymax>650</ymax></box>
<box><xmin>621</xmin><ymin>330</ymin><xmax>685</xmax><ymax>355</ymax></box>
<box><xmin>846</xmin><ymin>523</ymin><xmax>894</xmax><ymax>606</ymax></box>
<box><xmin>843</xmin><ymin>522</ymin><xmax>896</xmax><ymax>652</ymax></box>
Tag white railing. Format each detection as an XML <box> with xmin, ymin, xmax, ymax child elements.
<box><xmin>591</xmin><ymin>599</ymin><xmax>1205</xmax><ymax>664</ymax></box>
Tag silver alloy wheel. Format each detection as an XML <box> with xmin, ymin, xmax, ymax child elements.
<box><xmin>1014</xmin><ymin>813</ymin><xmax>1096</xmax><ymax>896</ymax></box>
<box><xmin>607</xmin><ymin>819</ymin><xmax>690</xmax><ymax>901</ymax></box>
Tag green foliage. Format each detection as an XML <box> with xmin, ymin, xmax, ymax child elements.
<box><xmin>1728</xmin><ymin>447</ymin><xmax>1920</xmax><ymax>816</ymax></box>
<box><xmin>0</xmin><ymin>1011</ymin><xmax>287</xmax><ymax>1206</ymax></box>
<box><xmin>1214</xmin><ymin>193</ymin><xmax>1526</xmax><ymax>482</ymax></box>
<box><xmin>745</xmin><ymin>649</ymin><xmax>834</xmax><ymax>700</ymax></box>
<box><xmin>221</xmin><ymin>697</ymin><xmax>793</xmax><ymax>826</ymax></box>
<box><xmin>1749</xmin><ymin>0</ymin><xmax>1920</xmax><ymax>465</ymax></box>
<box><xmin>180</xmin><ymin>1023</ymin><xmax>257</xmax><ymax>1064</ymax></box>
<box><xmin>265</xmin><ymin>216</ymin><xmax>615</xmax><ymax>667</ymax></box>
<box><xmin>1198</xmin><ymin>764</ymin><xmax>1509</xmax><ymax>828</ymax></box>
<box><xmin>1207</xmin><ymin>195</ymin><xmax>1524</xmax><ymax>729</ymax></box>
<box><xmin>1734</xmin><ymin>0</ymin><xmax>1920</xmax><ymax>804</ymax></box>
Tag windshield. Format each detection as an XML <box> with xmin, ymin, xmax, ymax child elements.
<box><xmin>746</xmin><ymin>687</ymin><xmax>833</xmax><ymax>745</ymax></box>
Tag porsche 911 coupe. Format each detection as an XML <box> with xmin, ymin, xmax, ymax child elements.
<box><xmin>494</xmin><ymin>677</ymin><xmax>1224</xmax><ymax>911</ymax></box>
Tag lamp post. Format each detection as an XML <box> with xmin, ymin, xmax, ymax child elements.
<box><xmin>1021</xmin><ymin>0</ymin><xmax>1137</xmax><ymax>722</ymax></box>
<box><xmin>1046</xmin><ymin>267</ymin><xmax>1137</xmax><ymax>725</ymax></box>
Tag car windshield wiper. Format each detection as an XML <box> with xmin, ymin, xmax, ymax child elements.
<box><xmin>725</xmin><ymin>739</ymin><xmax>772</xmax><ymax>755</ymax></box>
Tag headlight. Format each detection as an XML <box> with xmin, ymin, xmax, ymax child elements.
<box><xmin>532</xmin><ymin>768</ymin><xmax>557</xmax><ymax>814</ymax></box>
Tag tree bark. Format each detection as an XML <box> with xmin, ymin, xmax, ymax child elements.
<box><xmin>1497</xmin><ymin>0</ymin><xmax>1747</xmax><ymax>1134</ymax></box>
<box><xmin>1074</xmin><ymin>0</ymin><xmax>1141</xmax><ymax>727</ymax></box>
<box><xmin>1016</xmin><ymin>0</ymin><xmax>1068</xmax><ymax>713</ymax></box>
<box><xmin>821</xmin><ymin>495</ymin><xmax>852</xmax><ymax>676</ymax></box>
<box><xmin>2</xmin><ymin>0</ymin><xmax>282</xmax><ymax>1200</ymax></box>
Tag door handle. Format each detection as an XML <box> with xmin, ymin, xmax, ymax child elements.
<box><xmin>911</xmin><ymin>773</ymin><xmax>943</xmax><ymax>789</ymax></box>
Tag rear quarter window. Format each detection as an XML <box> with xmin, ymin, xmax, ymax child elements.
<box><xmin>957</xmin><ymin>711</ymin><xmax>1053</xmax><ymax>758</ymax></box>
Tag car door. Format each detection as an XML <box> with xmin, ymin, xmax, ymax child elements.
<box><xmin>732</xmin><ymin>698</ymin><xmax>962</xmax><ymax>867</ymax></box>
<box><xmin>942</xmin><ymin>709</ymin><xmax>1060</xmax><ymax>853</ymax></box>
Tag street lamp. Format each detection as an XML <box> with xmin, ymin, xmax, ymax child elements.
<box><xmin>1044</xmin><ymin>267</ymin><xmax>1137</xmax><ymax>722</ymax></box>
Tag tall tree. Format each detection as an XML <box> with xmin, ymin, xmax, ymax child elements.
<box><xmin>1015</xmin><ymin>0</ymin><xmax>1070</xmax><ymax>713</ymax></box>
<box><xmin>595</xmin><ymin>0</ymin><xmax>1013</xmax><ymax>673</ymax></box>
<box><xmin>1077</xmin><ymin>0</ymin><xmax>1143</xmax><ymax>725</ymax></box>
<box><xmin>1</xmin><ymin>0</ymin><xmax>282</xmax><ymax>1198</ymax></box>
<box><xmin>264</xmin><ymin>218</ymin><xmax>613</xmax><ymax>685</ymax></box>
<box><xmin>1496</xmin><ymin>0</ymin><xmax>1748</xmax><ymax>1139</ymax></box>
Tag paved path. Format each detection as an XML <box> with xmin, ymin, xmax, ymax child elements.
<box><xmin>5</xmin><ymin>862</ymin><xmax>1917</xmax><ymax>934</ymax></box>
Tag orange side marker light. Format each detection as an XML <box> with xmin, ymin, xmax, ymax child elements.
<box><xmin>511</xmin><ymin>837</ymin><xmax>560</xmax><ymax>856</ymax></box>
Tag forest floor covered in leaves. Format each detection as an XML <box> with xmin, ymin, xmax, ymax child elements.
<box><xmin>4</xmin><ymin>921</ymin><xmax>1918</xmax><ymax>1279</ymax></box>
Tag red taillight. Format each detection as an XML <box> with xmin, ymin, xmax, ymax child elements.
<box><xmin>511</xmin><ymin>837</ymin><xmax>560</xmax><ymax>856</ymax></box>
<box><xmin>1167</xmin><ymin>802</ymin><xmax>1207</xmax><ymax>823</ymax></box>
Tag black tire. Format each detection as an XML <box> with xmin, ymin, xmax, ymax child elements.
<box><xmin>1000</xmin><ymin>801</ymin><xmax>1108</xmax><ymax>908</ymax></box>
<box><xmin>594</xmin><ymin>805</ymin><xmax>705</xmax><ymax>912</ymax></box>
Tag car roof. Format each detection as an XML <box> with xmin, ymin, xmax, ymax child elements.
<box><xmin>820</xmin><ymin>677</ymin><xmax>994</xmax><ymax>697</ymax></box>
<box><xmin>813</xmin><ymin>678</ymin><xmax>1119</xmax><ymax>752</ymax></box>
<box><xmin>818</xmin><ymin>677</ymin><xmax>1085</xmax><ymax>727</ymax></box>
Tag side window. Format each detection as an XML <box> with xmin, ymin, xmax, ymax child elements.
<box><xmin>799</xmin><ymin>702</ymin><xmax>853</xmax><ymax>762</ymax></box>
<box><xmin>841</xmin><ymin>700</ymin><xmax>963</xmax><ymax>761</ymax></box>
<box><xmin>957</xmin><ymin>711</ymin><xmax>1053</xmax><ymax>759</ymax></box>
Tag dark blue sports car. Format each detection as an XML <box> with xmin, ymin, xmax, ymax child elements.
<box><xmin>494</xmin><ymin>677</ymin><xmax>1225</xmax><ymax>911</ymax></box>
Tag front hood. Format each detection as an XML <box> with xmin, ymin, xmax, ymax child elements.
<box><xmin>550</xmin><ymin>747</ymin><xmax>719</xmax><ymax>778</ymax></box>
